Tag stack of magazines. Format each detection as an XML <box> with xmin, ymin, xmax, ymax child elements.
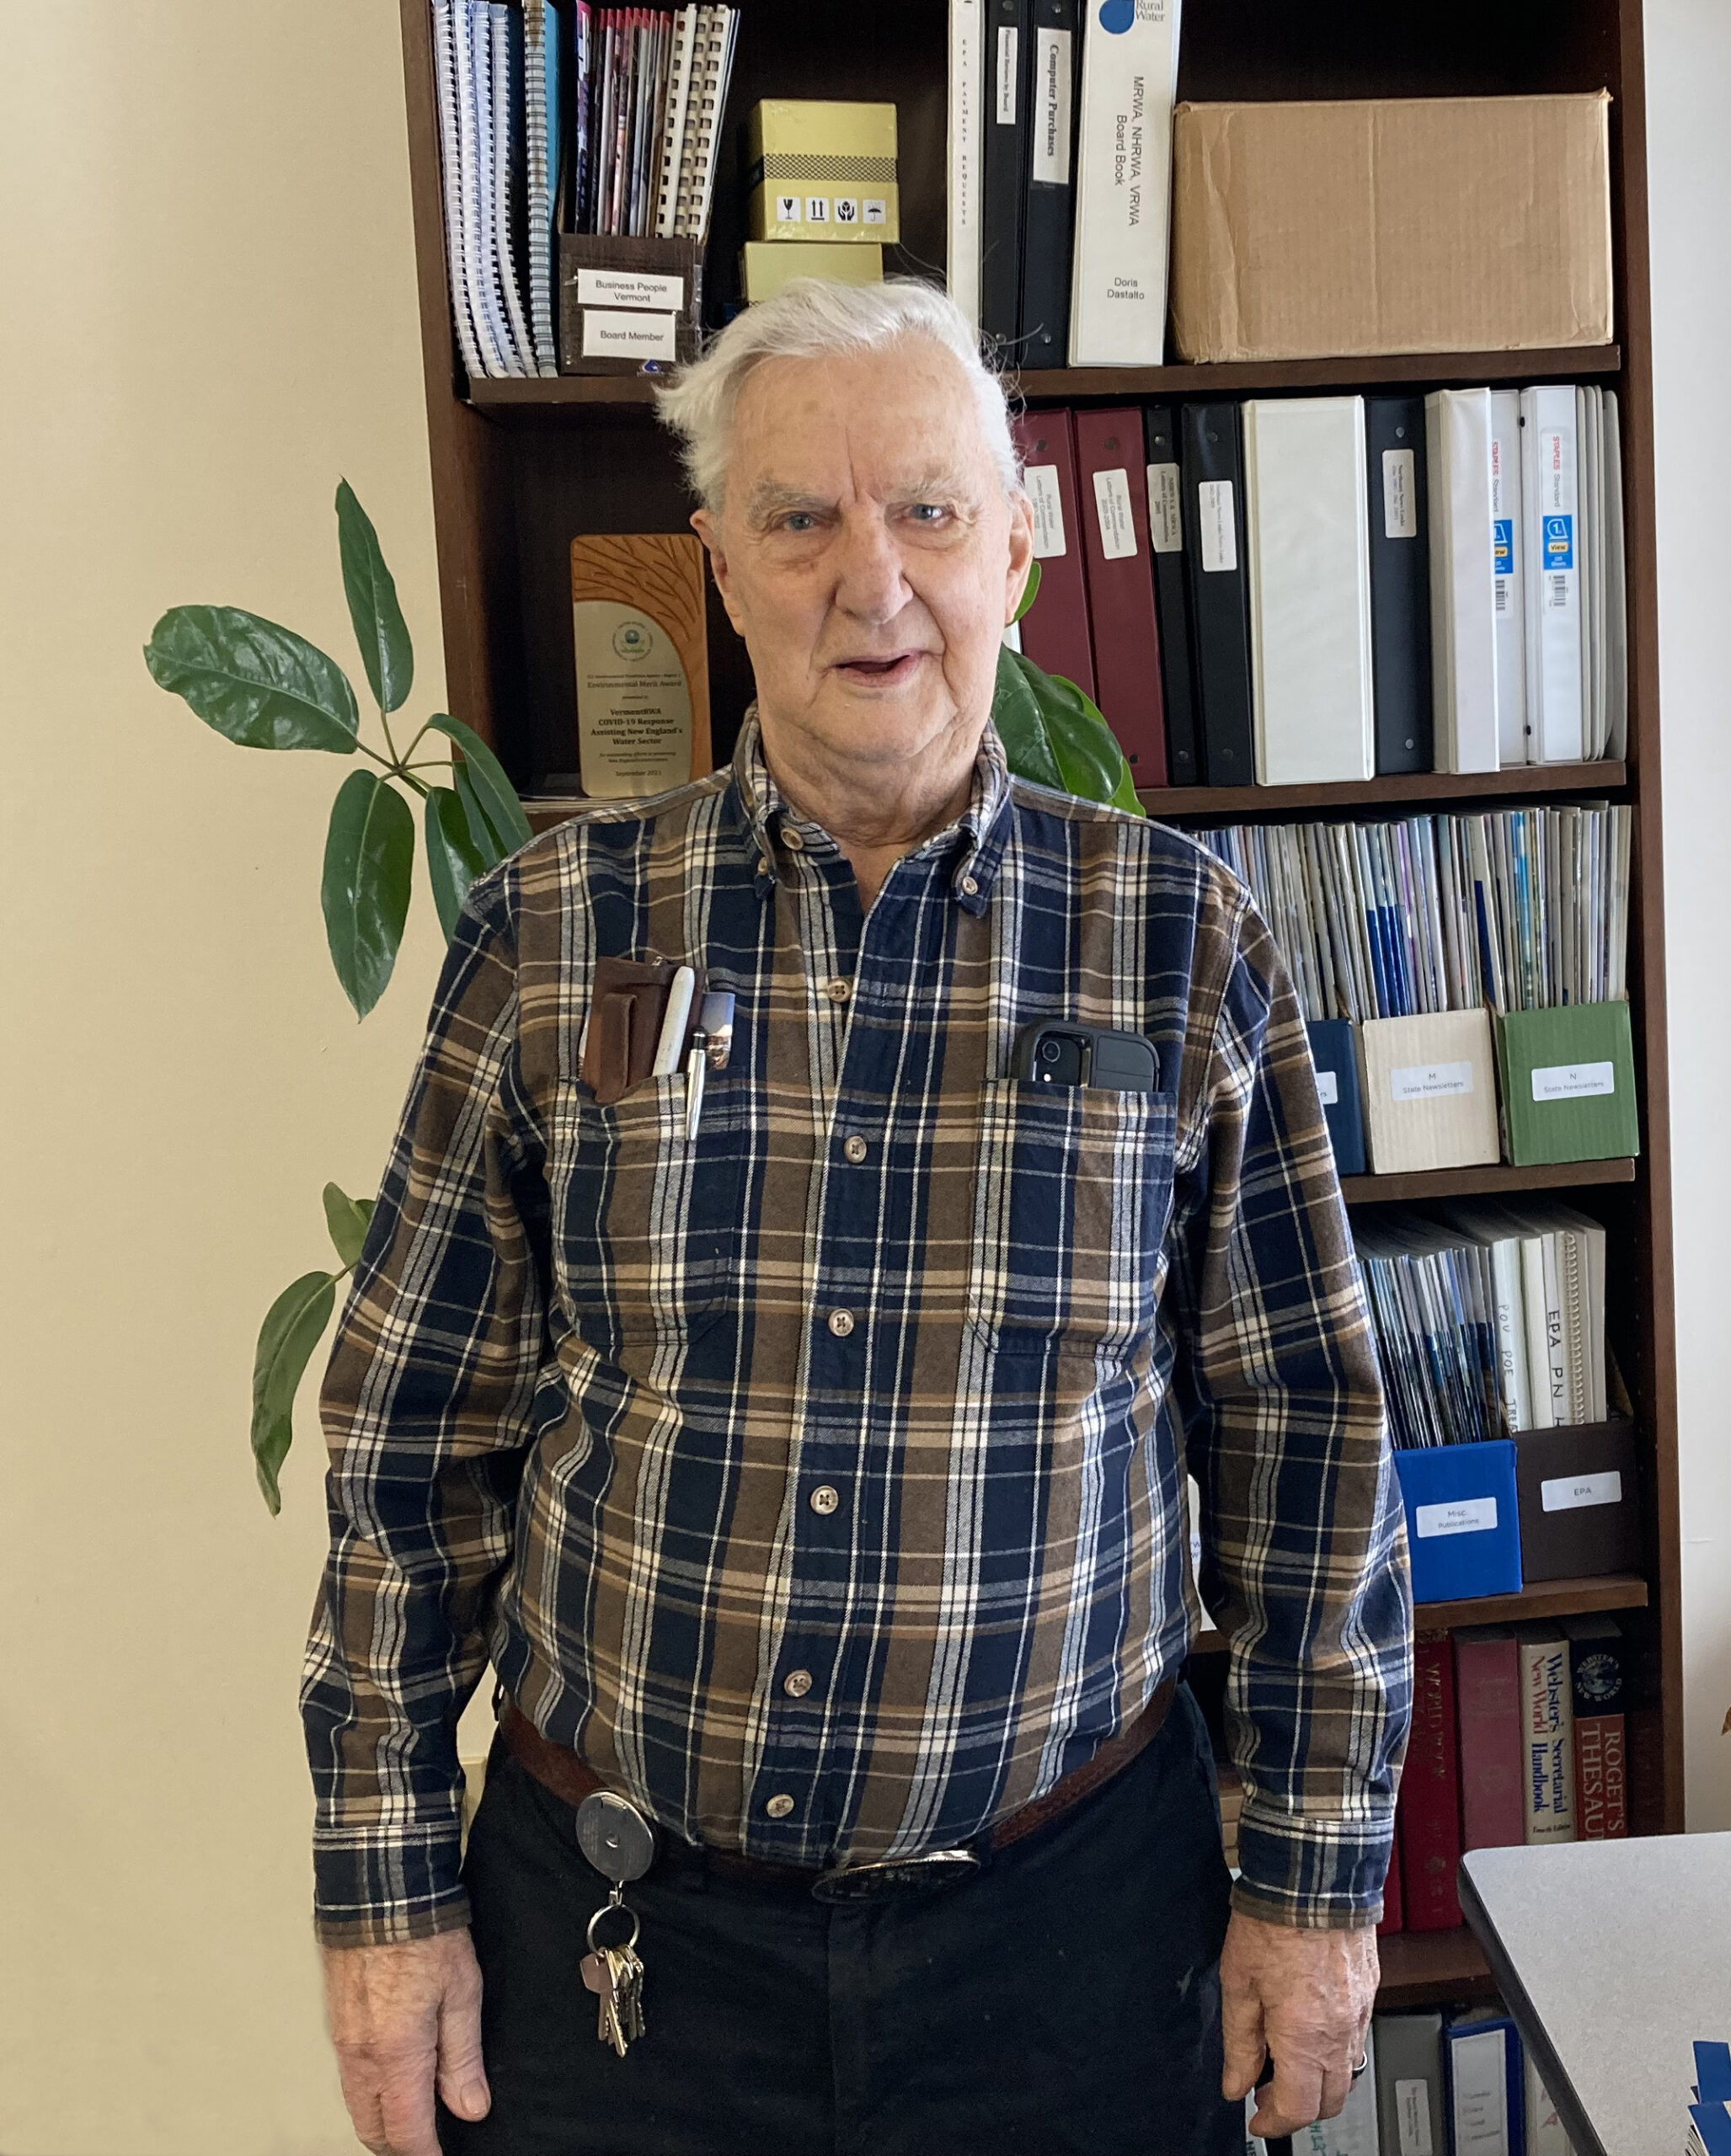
<box><xmin>430</xmin><ymin>1</ymin><xmax>740</xmax><ymax>382</ymax></box>
<box><xmin>1354</xmin><ymin>1201</ymin><xmax>1608</xmax><ymax>1449</ymax></box>
<box><xmin>1195</xmin><ymin>804</ymin><xmax>1632</xmax><ymax>1027</ymax></box>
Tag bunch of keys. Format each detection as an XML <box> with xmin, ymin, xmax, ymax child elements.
<box><xmin>575</xmin><ymin>1790</ymin><xmax>657</xmax><ymax>2060</ymax></box>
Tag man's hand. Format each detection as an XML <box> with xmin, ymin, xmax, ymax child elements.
<box><xmin>1219</xmin><ymin>1909</ymin><xmax>1377</xmax><ymax>2137</ymax></box>
<box><xmin>322</xmin><ymin>1929</ymin><xmax>490</xmax><ymax>2156</ymax></box>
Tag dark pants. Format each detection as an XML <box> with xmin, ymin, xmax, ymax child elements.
<box><xmin>439</xmin><ymin>1684</ymin><xmax>1243</xmax><ymax>2156</ymax></box>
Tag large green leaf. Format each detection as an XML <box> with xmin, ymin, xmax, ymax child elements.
<box><xmin>992</xmin><ymin>646</ymin><xmax>1143</xmax><ymax>815</ymax></box>
<box><xmin>251</xmin><ymin>1267</ymin><xmax>338</xmax><ymax>1514</ymax></box>
<box><xmin>322</xmin><ymin>1182</ymin><xmax>375</xmax><ymax>1269</ymax></box>
<box><xmin>425</xmin><ymin>712</ymin><xmax>533</xmax><ymax>859</ymax></box>
<box><xmin>144</xmin><ymin>606</ymin><xmax>359</xmax><ymax>752</ymax></box>
<box><xmin>425</xmin><ymin>787</ymin><xmax>489</xmax><ymax>939</ymax></box>
<box><xmin>321</xmin><ymin>769</ymin><xmax>415</xmax><ymax>1017</ymax></box>
<box><xmin>336</xmin><ymin>479</ymin><xmax>414</xmax><ymax>715</ymax></box>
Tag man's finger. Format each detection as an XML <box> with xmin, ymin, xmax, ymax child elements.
<box><xmin>1218</xmin><ymin>1972</ymin><xmax>1267</xmax><ymax>2103</ymax></box>
<box><xmin>331</xmin><ymin>2054</ymin><xmax>390</xmax><ymax>2154</ymax></box>
<box><xmin>1249</xmin><ymin>2052</ymin><xmax>1323</xmax><ymax>2139</ymax></box>
<box><xmin>1313</xmin><ymin>2060</ymin><xmax>1352</xmax><ymax>2122</ymax></box>
<box><xmin>377</xmin><ymin>2067</ymin><xmax>442</xmax><ymax>2156</ymax></box>
<box><xmin>434</xmin><ymin>1967</ymin><xmax>492</xmax><ymax>2122</ymax></box>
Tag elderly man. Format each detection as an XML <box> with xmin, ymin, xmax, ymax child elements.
<box><xmin>305</xmin><ymin>278</ymin><xmax>1410</xmax><ymax>2156</ymax></box>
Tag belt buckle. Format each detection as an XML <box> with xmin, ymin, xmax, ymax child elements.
<box><xmin>809</xmin><ymin>1848</ymin><xmax>981</xmax><ymax>1905</ymax></box>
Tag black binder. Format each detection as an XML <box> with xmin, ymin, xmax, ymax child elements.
<box><xmin>1365</xmin><ymin>396</ymin><xmax>1434</xmax><ymax>774</ymax></box>
<box><xmin>1178</xmin><ymin>402</ymin><xmax>1254</xmax><ymax>787</ymax></box>
<box><xmin>1142</xmin><ymin>403</ymin><xmax>1200</xmax><ymax>786</ymax></box>
<box><xmin>980</xmin><ymin>0</ymin><xmax>1031</xmax><ymax>352</ymax></box>
<box><xmin>1018</xmin><ymin>0</ymin><xmax>1079</xmax><ymax>368</ymax></box>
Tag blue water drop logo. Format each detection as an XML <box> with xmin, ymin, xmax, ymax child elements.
<box><xmin>1099</xmin><ymin>0</ymin><xmax>1135</xmax><ymax>29</ymax></box>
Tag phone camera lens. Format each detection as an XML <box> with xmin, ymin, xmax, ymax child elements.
<box><xmin>1039</xmin><ymin>1038</ymin><xmax>1061</xmax><ymax>1065</ymax></box>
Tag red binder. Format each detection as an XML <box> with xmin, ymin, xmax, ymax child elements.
<box><xmin>1010</xmin><ymin>408</ymin><xmax>1096</xmax><ymax>702</ymax></box>
<box><xmin>1455</xmin><ymin>1628</ymin><xmax>1525</xmax><ymax>1851</ymax></box>
<box><xmin>1072</xmin><ymin>404</ymin><xmax>1168</xmax><ymax>784</ymax></box>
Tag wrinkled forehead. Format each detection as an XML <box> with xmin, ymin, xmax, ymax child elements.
<box><xmin>724</xmin><ymin>339</ymin><xmax>997</xmax><ymax>508</ymax></box>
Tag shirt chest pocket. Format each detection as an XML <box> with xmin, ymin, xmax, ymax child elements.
<box><xmin>965</xmin><ymin>1080</ymin><xmax>1178</xmax><ymax>1364</ymax></box>
<box><xmin>552</xmin><ymin>1075</ymin><xmax>748</xmax><ymax>1353</ymax></box>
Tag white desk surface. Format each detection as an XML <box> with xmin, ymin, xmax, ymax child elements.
<box><xmin>1460</xmin><ymin>1834</ymin><xmax>1731</xmax><ymax>2156</ymax></box>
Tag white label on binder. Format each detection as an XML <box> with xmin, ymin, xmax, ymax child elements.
<box><xmin>996</xmin><ymin>26</ymin><xmax>1018</xmax><ymax>123</ymax></box>
<box><xmin>1395</xmin><ymin>2081</ymin><xmax>1435</xmax><ymax>2156</ymax></box>
<box><xmin>1450</xmin><ymin>2029</ymin><xmax>1509</xmax><ymax>2145</ymax></box>
<box><xmin>1391</xmin><ymin>1060</ymin><xmax>1473</xmax><ymax>1101</ymax></box>
<box><xmin>1024</xmin><ymin>466</ymin><xmax>1067</xmax><ymax>558</ymax></box>
<box><xmin>1033</xmin><ymin>29</ymin><xmax>1072</xmax><ymax>181</ymax></box>
<box><xmin>1093</xmin><ymin>468</ymin><xmax>1136</xmax><ymax>560</ymax></box>
<box><xmin>1542</xmin><ymin>1470</ymin><xmax>1623</xmax><ymax>1513</ymax></box>
<box><xmin>1316</xmin><ymin>1070</ymin><xmax>1339</xmax><ymax>1105</ymax></box>
<box><xmin>1146</xmin><ymin>462</ymin><xmax>1183</xmax><ymax>553</ymax></box>
<box><xmin>1415</xmin><ymin>1495</ymin><xmax>1498</xmax><ymax>1540</ymax></box>
<box><xmin>576</xmin><ymin>269</ymin><xmax>684</xmax><ymax>310</ymax></box>
<box><xmin>582</xmin><ymin>309</ymin><xmax>677</xmax><ymax>360</ymax></box>
<box><xmin>1531</xmin><ymin>1059</ymin><xmax>1615</xmax><ymax>1102</ymax></box>
<box><xmin>1198</xmin><ymin>480</ymin><xmax>1237</xmax><ymax>573</ymax></box>
<box><xmin>1383</xmin><ymin>448</ymin><xmax>1418</xmax><ymax>540</ymax></box>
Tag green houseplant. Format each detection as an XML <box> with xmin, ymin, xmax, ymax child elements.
<box><xmin>145</xmin><ymin>497</ymin><xmax>1139</xmax><ymax>1514</ymax></box>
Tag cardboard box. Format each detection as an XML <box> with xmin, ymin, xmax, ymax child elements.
<box><xmin>740</xmin><ymin>241</ymin><xmax>884</xmax><ymax>304</ymax></box>
<box><xmin>1513</xmin><ymin>1420</ymin><xmax>1641</xmax><ymax>1582</ymax></box>
<box><xmin>1170</xmin><ymin>94</ymin><xmax>1613</xmax><ymax>364</ymax></box>
<box><xmin>1308</xmin><ymin>1017</ymin><xmax>1366</xmax><ymax>1177</ymax></box>
<box><xmin>1393</xmin><ymin>1440</ymin><xmax>1524</xmax><ymax>1604</ymax></box>
<box><xmin>1359</xmin><ymin>1009</ymin><xmax>1501</xmax><ymax>1174</ymax></box>
<box><xmin>746</xmin><ymin>101</ymin><xmax>899</xmax><ymax>243</ymax></box>
<box><xmin>557</xmin><ymin>235</ymin><xmax>703</xmax><ymax>375</ymax></box>
<box><xmin>1495</xmin><ymin>1001</ymin><xmax>1639</xmax><ymax>1166</ymax></box>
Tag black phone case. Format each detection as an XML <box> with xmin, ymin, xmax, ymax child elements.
<box><xmin>1012</xmin><ymin>1020</ymin><xmax>1158</xmax><ymax>1092</ymax></box>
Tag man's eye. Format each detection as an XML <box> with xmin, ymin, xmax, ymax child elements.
<box><xmin>907</xmin><ymin>503</ymin><xmax>948</xmax><ymax>524</ymax></box>
<box><xmin>778</xmin><ymin>511</ymin><xmax>817</xmax><ymax>533</ymax></box>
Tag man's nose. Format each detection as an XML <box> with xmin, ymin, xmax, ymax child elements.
<box><xmin>831</xmin><ymin>509</ymin><xmax>910</xmax><ymax>622</ymax></box>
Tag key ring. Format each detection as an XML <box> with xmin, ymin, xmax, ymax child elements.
<box><xmin>586</xmin><ymin>1892</ymin><xmax>641</xmax><ymax>1957</ymax></box>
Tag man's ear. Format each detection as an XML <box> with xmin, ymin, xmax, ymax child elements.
<box><xmin>1003</xmin><ymin>490</ymin><xmax>1036</xmax><ymax>626</ymax></box>
<box><xmin>691</xmin><ymin>507</ymin><xmax>746</xmax><ymax>636</ymax></box>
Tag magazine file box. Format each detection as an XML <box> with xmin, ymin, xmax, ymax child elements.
<box><xmin>1512</xmin><ymin>1419</ymin><xmax>1641</xmax><ymax>1581</ymax></box>
<box><xmin>1495</xmin><ymin>1001</ymin><xmax>1639</xmax><ymax>1166</ymax></box>
<box><xmin>1392</xmin><ymin>1440</ymin><xmax>1523</xmax><ymax>1603</ymax></box>
<box><xmin>1359</xmin><ymin>1008</ymin><xmax>1500</xmax><ymax>1173</ymax></box>
<box><xmin>557</xmin><ymin>234</ymin><xmax>704</xmax><ymax>374</ymax></box>
<box><xmin>1307</xmin><ymin>1018</ymin><xmax>1366</xmax><ymax>1177</ymax></box>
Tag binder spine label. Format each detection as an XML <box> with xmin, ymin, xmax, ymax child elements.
<box><xmin>1415</xmin><ymin>1495</ymin><xmax>1498</xmax><ymax>1540</ymax></box>
<box><xmin>1395</xmin><ymin>2082</ymin><xmax>1436</xmax><ymax>2156</ymax></box>
<box><xmin>1198</xmin><ymin>480</ymin><xmax>1237</xmax><ymax>573</ymax></box>
<box><xmin>1531</xmin><ymin>1059</ymin><xmax>1614</xmax><ymax>1100</ymax></box>
<box><xmin>1147</xmin><ymin>462</ymin><xmax>1182</xmax><ymax>552</ymax></box>
<box><xmin>1033</xmin><ymin>29</ymin><xmax>1072</xmax><ymax>180</ymax></box>
<box><xmin>996</xmin><ymin>27</ymin><xmax>1018</xmax><ymax>123</ymax></box>
<box><xmin>1390</xmin><ymin>1059</ymin><xmax>1473</xmax><ymax>1100</ymax></box>
<box><xmin>1383</xmin><ymin>449</ymin><xmax>1418</xmax><ymax>540</ymax></box>
<box><xmin>1092</xmin><ymin>467</ymin><xmax>1137</xmax><ymax>560</ymax></box>
<box><xmin>1316</xmin><ymin>1070</ymin><xmax>1338</xmax><ymax>1105</ymax></box>
<box><xmin>1025</xmin><ymin>466</ymin><xmax>1068</xmax><ymax>557</ymax></box>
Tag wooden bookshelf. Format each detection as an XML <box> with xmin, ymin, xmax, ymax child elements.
<box><xmin>395</xmin><ymin>0</ymin><xmax>1681</xmax><ymax>1852</ymax></box>
<box><xmin>1187</xmin><ymin>1575</ymin><xmax>1648</xmax><ymax>1659</ymax></box>
<box><xmin>1376</xmin><ymin>1929</ymin><xmax>1497</xmax><ymax>2009</ymax></box>
<box><xmin>1338</xmin><ymin>1159</ymin><xmax>1638</xmax><ymax>1206</ymax></box>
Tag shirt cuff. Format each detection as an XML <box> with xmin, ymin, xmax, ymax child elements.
<box><xmin>1231</xmin><ymin>1809</ymin><xmax>1393</xmax><ymax>1931</ymax></box>
<box><xmin>312</xmin><ymin>1819</ymin><xmax>469</xmax><ymax>1949</ymax></box>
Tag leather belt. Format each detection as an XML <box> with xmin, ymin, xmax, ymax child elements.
<box><xmin>498</xmin><ymin>1675</ymin><xmax>1178</xmax><ymax>1899</ymax></box>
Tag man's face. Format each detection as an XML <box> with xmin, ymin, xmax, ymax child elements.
<box><xmin>692</xmin><ymin>337</ymin><xmax>1034</xmax><ymax>779</ymax></box>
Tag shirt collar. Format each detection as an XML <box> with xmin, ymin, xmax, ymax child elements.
<box><xmin>728</xmin><ymin>706</ymin><xmax>1013</xmax><ymax>913</ymax></box>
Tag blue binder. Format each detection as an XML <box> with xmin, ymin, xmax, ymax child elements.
<box><xmin>1393</xmin><ymin>1440</ymin><xmax>1523</xmax><ymax>1604</ymax></box>
<box><xmin>1306</xmin><ymin>1018</ymin><xmax>1366</xmax><ymax>1177</ymax></box>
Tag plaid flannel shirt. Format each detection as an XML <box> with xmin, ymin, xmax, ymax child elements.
<box><xmin>302</xmin><ymin>713</ymin><xmax>1412</xmax><ymax>1947</ymax></box>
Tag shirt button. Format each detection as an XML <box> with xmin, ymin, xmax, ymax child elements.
<box><xmin>809</xmin><ymin>1485</ymin><xmax>841</xmax><ymax>1516</ymax></box>
<box><xmin>827</xmin><ymin>1308</ymin><xmax>856</xmax><ymax>1338</ymax></box>
<box><xmin>781</xmin><ymin>824</ymin><xmax>805</xmax><ymax>851</ymax></box>
<box><xmin>960</xmin><ymin>873</ymin><xmax>980</xmax><ymax>897</ymax></box>
<box><xmin>825</xmin><ymin>977</ymin><xmax>852</xmax><ymax>1005</ymax></box>
<box><xmin>783</xmin><ymin>1668</ymin><xmax>814</xmax><ymax>1698</ymax></box>
<box><xmin>766</xmin><ymin>1793</ymin><xmax>796</xmax><ymax>1819</ymax></box>
<box><xmin>842</xmin><ymin>1134</ymin><xmax>868</xmax><ymax>1164</ymax></box>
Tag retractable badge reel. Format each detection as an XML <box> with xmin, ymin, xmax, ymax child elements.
<box><xmin>575</xmin><ymin>1791</ymin><xmax>657</xmax><ymax>2058</ymax></box>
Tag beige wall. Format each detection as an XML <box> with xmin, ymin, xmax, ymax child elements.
<box><xmin>1</xmin><ymin>6</ymin><xmax>452</xmax><ymax>2150</ymax></box>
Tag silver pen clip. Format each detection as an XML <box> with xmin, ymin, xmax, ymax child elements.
<box><xmin>685</xmin><ymin>1033</ymin><xmax>708</xmax><ymax>1141</ymax></box>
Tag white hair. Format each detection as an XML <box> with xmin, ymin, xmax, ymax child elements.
<box><xmin>654</xmin><ymin>276</ymin><xmax>1023</xmax><ymax>514</ymax></box>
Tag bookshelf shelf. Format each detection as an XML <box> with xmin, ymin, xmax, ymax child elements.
<box><xmin>1337</xmin><ymin>1159</ymin><xmax>1638</xmax><ymax>1207</ymax></box>
<box><xmin>1376</xmin><ymin>1928</ymin><xmax>1496</xmax><ymax>2009</ymax></box>
<box><xmin>463</xmin><ymin>344</ymin><xmax>1625</xmax><ymax>419</ymax></box>
<box><xmin>1136</xmin><ymin>761</ymin><xmax>1627</xmax><ymax>820</ymax></box>
<box><xmin>1186</xmin><ymin>1574</ymin><xmax>1648</xmax><ymax>1660</ymax></box>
